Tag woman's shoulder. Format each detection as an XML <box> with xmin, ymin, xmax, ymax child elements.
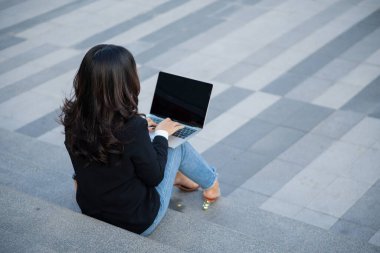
<box><xmin>126</xmin><ymin>114</ymin><xmax>147</xmax><ymax>128</ymax></box>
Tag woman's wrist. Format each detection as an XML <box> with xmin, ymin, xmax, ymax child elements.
<box><xmin>155</xmin><ymin>130</ymin><xmax>169</xmax><ymax>140</ymax></box>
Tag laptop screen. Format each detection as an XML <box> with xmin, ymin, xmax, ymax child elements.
<box><xmin>150</xmin><ymin>72</ymin><xmax>213</xmax><ymax>128</ymax></box>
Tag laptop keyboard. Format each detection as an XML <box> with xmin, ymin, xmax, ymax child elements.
<box><xmin>173</xmin><ymin>127</ymin><xmax>197</xmax><ymax>139</ymax></box>
<box><xmin>150</xmin><ymin>116</ymin><xmax>197</xmax><ymax>139</ymax></box>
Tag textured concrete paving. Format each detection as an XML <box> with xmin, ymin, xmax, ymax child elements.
<box><xmin>0</xmin><ymin>185</ymin><xmax>182</xmax><ymax>253</ymax></box>
<box><xmin>0</xmin><ymin>0</ymin><xmax>380</xmax><ymax>251</ymax></box>
<box><xmin>2</xmin><ymin>127</ymin><xmax>378</xmax><ymax>252</ymax></box>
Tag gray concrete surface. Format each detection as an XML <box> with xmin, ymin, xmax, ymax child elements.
<box><xmin>1</xmin><ymin>0</ymin><xmax>380</xmax><ymax>251</ymax></box>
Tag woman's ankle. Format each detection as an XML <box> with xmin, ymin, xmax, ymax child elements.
<box><xmin>203</xmin><ymin>179</ymin><xmax>220</xmax><ymax>199</ymax></box>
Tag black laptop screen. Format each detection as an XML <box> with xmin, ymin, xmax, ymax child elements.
<box><xmin>150</xmin><ymin>72</ymin><xmax>213</xmax><ymax>128</ymax></box>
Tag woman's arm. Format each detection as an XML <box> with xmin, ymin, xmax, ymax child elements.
<box><xmin>131</xmin><ymin>118</ymin><xmax>168</xmax><ymax>186</ymax></box>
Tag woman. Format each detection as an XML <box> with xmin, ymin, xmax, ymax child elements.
<box><xmin>60</xmin><ymin>44</ymin><xmax>220</xmax><ymax>236</ymax></box>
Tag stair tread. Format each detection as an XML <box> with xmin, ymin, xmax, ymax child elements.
<box><xmin>0</xmin><ymin>150</ymin><xmax>78</xmax><ymax>211</ymax></box>
<box><xmin>0</xmin><ymin>184</ymin><xmax>283</xmax><ymax>253</ymax></box>
<box><xmin>150</xmin><ymin>209</ymin><xmax>282</xmax><ymax>252</ymax></box>
<box><xmin>0</xmin><ymin>185</ymin><xmax>183</xmax><ymax>253</ymax></box>
<box><xmin>170</xmin><ymin>188</ymin><xmax>380</xmax><ymax>253</ymax></box>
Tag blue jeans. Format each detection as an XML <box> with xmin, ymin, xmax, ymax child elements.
<box><xmin>141</xmin><ymin>142</ymin><xmax>217</xmax><ymax>236</ymax></box>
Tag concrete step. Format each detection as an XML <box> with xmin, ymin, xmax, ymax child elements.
<box><xmin>0</xmin><ymin>148</ymin><xmax>79</xmax><ymax>212</ymax></box>
<box><xmin>0</xmin><ymin>127</ymin><xmax>75</xmax><ymax>206</ymax></box>
<box><xmin>149</xmin><ymin>207</ymin><xmax>281</xmax><ymax>252</ymax></box>
<box><xmin>2</xmin><ymin>128</ymin><xmax>379</xmax><ymax>252</ymax></box>
<box><xmin>0</xmin><ymin>128</ymin><xmax>283</xmax><ymax>252</ymax></box>
<box><xmin>0</xmin><ymin>181</ymin><xmax>282</xmax><ymax>253</ymax></box>
<box><xmin>170</xmin><ymin>189</ymin><xmax>380</xmax><ymax>253</ymax></box>
<box><xmin>0</xmin><ymin>185</ymin><xmax>182</xmax><ymax>253</ymax></box>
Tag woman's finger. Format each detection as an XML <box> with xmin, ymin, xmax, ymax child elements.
<box><xmin>175</xmin><ymin>124</ymin><xmax>184</xmax><ymax>131</ymax></box>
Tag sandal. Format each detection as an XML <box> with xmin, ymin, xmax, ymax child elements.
<box><xmin>202</xmin><ymin>180</ymin><xmax>220</xmax><ymax>210</ymax></box>
<box><xmin>202</xmin><ymin>196</ymin><xmax>219</xmax><ymax>210</ymax></box>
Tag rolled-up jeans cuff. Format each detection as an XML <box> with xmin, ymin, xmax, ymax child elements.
<box><xmin>203</xmin><ymin>171</ymin><xmax>218</xmax><ymax>190</ymax></box>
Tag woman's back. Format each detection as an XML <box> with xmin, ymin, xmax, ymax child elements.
<box><xmin>67</xmin><ymin>115</ymin><xmax>167</xmax><ymax>234</ymax></box>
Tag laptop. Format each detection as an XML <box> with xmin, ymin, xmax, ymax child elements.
<box><xmin>147</xmin><ymin>71</ymin><xmax>213</xmax><ymax>148</ymax></box>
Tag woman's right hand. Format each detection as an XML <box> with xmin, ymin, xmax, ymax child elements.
<box><xmin>155</xmin><ymin>118</ymin><xmax>184</xmax><ymax>136</ymax></box>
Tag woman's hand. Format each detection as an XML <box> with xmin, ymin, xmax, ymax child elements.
<box><xmin>155</xmin><ymin>118</ymin><xmax>184</xmax><ymax>136</ymax></box>
<box><xmin>146</xmin><ymin>117</ymin><xmax>157</xmax><ymax>132</ymax></box>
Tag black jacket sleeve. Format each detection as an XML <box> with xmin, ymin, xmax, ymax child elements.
<box><xmin>130</xmin><ymin>118</ymin><xmax>168</xmax><ymax>187</ymax></box>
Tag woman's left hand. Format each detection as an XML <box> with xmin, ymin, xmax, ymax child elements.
<box><xmin>146</xmin><ymin>117</ymin><xmax>157</xmax><ymax>132</ymax></box>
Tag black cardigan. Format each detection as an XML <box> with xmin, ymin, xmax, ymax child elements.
<box><xmin>65</xmin><ymin>115</ymin><xmax>168</xmax><ymax>234</ymax></box>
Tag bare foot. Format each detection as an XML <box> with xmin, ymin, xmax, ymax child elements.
<box><xmin>174</xmin><ymin>171</ymin><xmax>199</xmax><ymax>191</ymax></box>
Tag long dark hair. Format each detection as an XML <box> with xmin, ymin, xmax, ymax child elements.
<box><xmin>60</xmin><ymin>44</ymin><xmax>140</xmax><ymax>164</ymax></box>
